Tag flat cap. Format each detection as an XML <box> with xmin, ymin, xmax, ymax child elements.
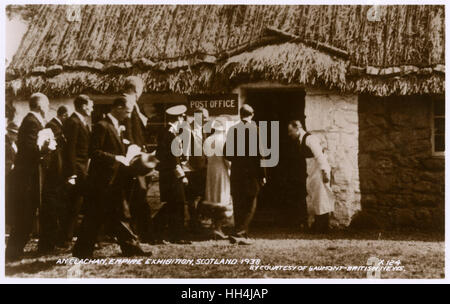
<box><xmin>240</xmin><ymin>104</ymin><xmax>254</xmax><ymax>118</ymax></box>
<box><xmin>166</xmin><ymin>104</ymin><xmax>187</xmax><ymax>116</ymax></box>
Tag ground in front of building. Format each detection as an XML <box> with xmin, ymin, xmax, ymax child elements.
<box><xmin>4</xmin><ymin>231</ymin><xmax>444</xmax><ymax>279</ymax></box>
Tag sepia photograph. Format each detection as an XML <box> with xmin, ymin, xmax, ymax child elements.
<box><xmin>1</xmin><ymin>2</ymin><xmax>446</xmax><ymax>281</ymax></box>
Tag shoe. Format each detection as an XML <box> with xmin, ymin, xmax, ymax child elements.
<box><xmin>212</xmin><ymin>229</ymin><xmax>228</xmax><ymax>240</ymax></box>
<box><xmin>229</xmin><ymin>235</ymin><xmax>253</xmax><ymax>245</ymax></box>
<box><xmin>238</xmin><ymin>238</ymin><xmax>254</xmax><ymax>245</ymax></box>
<box><xmin>228</xmin><ymin>235</ymin><xmax>238</xmax><ymax>244</ymax></box>
<box><xmin>235</xmin><ymin>230</ymin><xmax>249</xmax><ymax>238</ymax></box>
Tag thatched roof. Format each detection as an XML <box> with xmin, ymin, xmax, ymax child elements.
<box><xmin>6</xmin><ymin>5</ymin><xmax>445</xmax><ymax>97</ymax></box>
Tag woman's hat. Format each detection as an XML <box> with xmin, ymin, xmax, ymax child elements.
<box><xmin>211</xmin><ymin>119</ymin><xmax>226</xmax><ymax>131</ymax></box>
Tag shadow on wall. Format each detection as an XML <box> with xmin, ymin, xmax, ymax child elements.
<box><xmin>351</xmin><ymin>94</ymin><xmax>445</xmax><ymax>232</ymax></box>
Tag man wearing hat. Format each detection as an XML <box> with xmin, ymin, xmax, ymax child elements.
<box><xmin>73</xmin><ymin>97</ymin><xmax>148</xmax><ymax>258</ymax></box>
<box><xmin>224</xmin><ymin>104</ymin><xmax>266</xmax><ymax>245</ymax></box>
<box><xmin>155</xmin><ymin>104</ymin><xmax>191</xmax><ymax>244</ymax></box>
<box><xmin>6</xmin><ymin>93</ymin><xmax>52</xmax><ymax>260</ymax></box>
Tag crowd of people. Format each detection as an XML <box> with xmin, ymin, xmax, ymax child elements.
<box><xmin>4</xmin><ymin>76</ymin><xmax>335</xmax><ymax>261</ymax></box>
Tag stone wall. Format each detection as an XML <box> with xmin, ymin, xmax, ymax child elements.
<box><xmin>357</xmin><ymin>95</ymin><xmax>445</xmax><ymax>231</ymax></box>
<box><xmin>304</xmin><ymin>89</ymin><xmax>361</xmax><ymax>227</ymax></box>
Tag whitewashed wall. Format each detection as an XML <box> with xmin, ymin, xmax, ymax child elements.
<box><xmin>304</xmin><ymin>89</ymin><xmax>361</xmax><ymax>227</ymax></box>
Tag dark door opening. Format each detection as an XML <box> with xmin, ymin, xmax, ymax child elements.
<box><xmin>245</xmin><ymin>89</ymin><xmax>306</xmax><ymax>230</ymax></box>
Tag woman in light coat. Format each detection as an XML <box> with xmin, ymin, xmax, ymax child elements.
<box><xmin>202</xmin><ymin>119</ymin><xmax>233</xmax><ymax>239</ymax></box>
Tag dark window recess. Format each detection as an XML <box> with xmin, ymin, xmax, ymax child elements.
<box><xmin>433</xmin><ymin>97</ymin><xmax>445</xmax><ymax>154</ymax></box>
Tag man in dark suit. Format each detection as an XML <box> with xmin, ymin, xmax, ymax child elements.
<box><xmin>39</xmin><ymin>106</ymin><xmax>69</xmax><ymax>252</ymax></box>
<box><xmin>62</xmin><ymin>95</ymin><xmax>93</xmax><ymax>246</ymax></box>
<box><xmin>73</xmin><ymin>97</ymin><xmax>147</xmax><ymax>258</ymax></box>
<box><xmin>5</xmin><ymin>102</ymin><xmax>18</xmax><ymax>232</ymax></box>
<box><xmin>155</xmin><ymin>105</ymin><xmax>191</xmax><ymax>244</ymax></box>
<box><xmin>184</xmin><ymin>107</ymin><xmax>210</xmax><ymax>234</ymax></box>
<box><xmin>6</xmin><ymin>93</ymin><xmax>51</xmax><ymax>261</ymax></box>
<box><xmin>5</xmin><ymin>122</ymin><xmax>18</xmax><ymax>232</ymax></box>
<box><xmin>224</xmin><ymin>104</ymin><xmax>266</xmax><ymax>245</ymax></box>
<box><xmin>121</xmin><ymin>76</ymin><xmax>153</xmax><ymax>242</ymax></box>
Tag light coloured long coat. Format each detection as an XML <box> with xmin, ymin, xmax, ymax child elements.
<box><xmin>203</xmin><ymin>131</ymin><xmax>233</xmax><ymax>219</ymax></box>
<box><xmin>305</xmin><ymin>135</ymin><xmax>335</xmax><ymax>215</ymax></box>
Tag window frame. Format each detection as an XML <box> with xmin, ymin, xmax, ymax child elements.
<box><xmin>431</xmin><ymin>96</ymin><xmax>445</xmax><ymax>157</ymax></box>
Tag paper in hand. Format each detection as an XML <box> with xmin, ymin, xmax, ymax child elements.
<box><xmin>37</xmin><ymin>128</ymin><xmax>57</xmax><ymax>151</ymax></box>
<box><xmin>125</xmin><ymin>144</ymin><xmax>142</xmax><ymax>163</ymax></box>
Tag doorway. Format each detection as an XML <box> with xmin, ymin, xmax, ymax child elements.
<box><xmin>245</xmin><ymin>88</ymin><xmax>306</xmax><ymax>230</ymax></box>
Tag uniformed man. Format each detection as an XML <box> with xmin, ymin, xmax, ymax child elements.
<box><xmin>155</xmin><ymin>105</ymin><xmax>191</xmax><ymax>244</ymax></box>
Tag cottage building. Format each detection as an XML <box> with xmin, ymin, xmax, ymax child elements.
<box><xmin>5</xmin><ymin>5</ymin><xmax>445</xmax><ymax>230</ymax></box>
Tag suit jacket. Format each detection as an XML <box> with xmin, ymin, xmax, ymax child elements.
<box><xmin>43</xmin><ymin>118</ymin><xmax>66</xmax><ymax>183</ymax></box>
<box><xmin>122</xmin><ymin>94</ymin><xmax>148</xmax><ymax>148</ymax></box>
<box><xmin>88</xmin><ymin>115</ymin><xmax>126</xmax><ymax>190</ymax></box>
<box><xmin>63</xmin><ymin>113</ymin><xmax>90</xmax><ymax>180</ymax></box>
<box><xmin>12</xmin><ymin>113</ymin><xmax>45</xmax><ymax>207</ymax></box>
<box><xmin>156</xmin><ymin>126</ymin><xmax>183</xmax><ymax>174</ymax></box>
<box><xmin>184</xmin><ymin>123</ymin><xmax>208</xmax><ymax>172</ymax></box>
<box><xmin>5</xmin><ymin>135</ymin><xmax>16</xmax><ymax>177</ymax></box>
<box><xmin>156</xmin><ymin>126</ymin><xmax>185</xmax><ymax>203</ymax></box>
<box><xmin>86</xmin><ymin>115</ymin><xmax>133</xmax><ymax>219</ymax></box>
<box><xmin>224</xmin><ymin>120</ymin><xmax>266</xmax><ymax>197</ymax></box>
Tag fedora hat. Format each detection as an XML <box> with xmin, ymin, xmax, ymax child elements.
<box><xmin>129</xmin><ymin>152</ymin><xmax>159</xmax><ymax>176</ymax></box>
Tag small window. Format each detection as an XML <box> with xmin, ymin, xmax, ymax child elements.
<box><xmin>432</xmin><ymin>97</ymin><xmax>445</xmax><ymax>156</ymax></box>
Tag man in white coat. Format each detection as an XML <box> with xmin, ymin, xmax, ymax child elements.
<box><xmin>287</xmin><ymin>120</ymin><xmax>334</xmax><ymax>233</ymax></box>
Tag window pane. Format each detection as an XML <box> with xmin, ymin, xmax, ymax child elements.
<box><xmin>435</xmin><ymin>135</ymin><xmax>445</xmax><ymax>152</ymax></box>
<box><xmin>435</xmin><ymin>117</ymin><xmax>445</xmax><ymax>135</ymax></box>
<box><xmin>434</xmin><ymin>99</ymin><xmax>445</xmax><ymax>116</ymax></box>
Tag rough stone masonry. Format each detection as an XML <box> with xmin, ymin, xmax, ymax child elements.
<box><xmin>357</xmin><ymin>95</ymin><xmax>444</xmax><ymax>231</ymax></box>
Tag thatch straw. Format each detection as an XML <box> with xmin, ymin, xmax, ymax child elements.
<box><xmin>217</xmin><ymin>42</ymin><xmax>348</xmax><ymax>91</ymax></box>
<box><xmin>6</xmin><ymin>5</ymin><xmax>445</xmax><ymax>97</ymax></box>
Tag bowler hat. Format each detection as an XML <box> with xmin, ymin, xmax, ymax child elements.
<box><xmin>129</xmin><ymin>152</ymin><xmax>159</xmax><ymax>176</ymax></box>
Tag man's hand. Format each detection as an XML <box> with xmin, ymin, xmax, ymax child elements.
<box><xmin>115</xmin><ymin>155</ymin><xmax>130</xmax><ymax>166</ymax></box>
<box><xmin>67</xmin><ymin>175</ymin><xmax>77</xmax><ymax>185</ymax></box>
<box><xmin>181</xmin><ymin>177</ymin><xmax>189</xmax><ymax>185</ymax></box>
<box><xmin>322</xmin><ymin>170</ymin><xmax>330</xmax><ymax>184</ymax></box>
